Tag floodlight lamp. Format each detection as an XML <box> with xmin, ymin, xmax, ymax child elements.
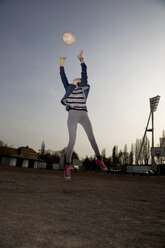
<box><xmin>150</xmin><ymin>95</ymin><xmax>160</xmax><ymax>112</ymax></box>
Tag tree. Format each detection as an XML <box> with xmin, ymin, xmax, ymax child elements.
<box><xmin>160</xmin><ymin>130</ymin><xmax>165</xmax><ymax>147</ymax></box>
<box><xmin>38</xmin><ymin>150</ymin><xmax>60</xmax><ymax>164</ymax></box>
<box><xmin>40</xmin><ymin>141</ymin><xmax>45</xmax><ymax>155</ymax></box>
<box><xmin>83</xmin><ymin>156</ymin><xmax>90</xmax><ymax>170</ymax></box>
<box><xmin>163</xmin><ymin>130</ymin><xmax>165</xmax><ymax>138</ymax></box>
<box><xmin>101</xmin><ymin>148</ymin><xmax>106</xmax><ymax>159</ymax></box>
<box><xmin>0</xmin><ymin>140</ymin><xmax>4</xmax><ymax>147</ymax></box>
<box><xmin>135</xmin><ymin>138</ymin><xmax>142</xmax><ymax>164</ymax></box>
<box><xmin>0</xmin><ymin>140</ymin><xmax>7</xmax><ymax>147</ymax></box>
<box><xmin>105</xmin><ymin>156</ymin><xmax>112</xmax><ymax>168</ymax></box>
<box><xmin>129</xmin><ymin>143</ymin><xmax>134</xmax><ymax>165</ymax></box>
<box><xmin>142</xmin><ymin>136</ymin><xmax>150</xmax><ymax>165</ymax></box>
<box><xmin>112</xmin><ymin>145</ymin><xmax>119</xmax><ymax>166</ymax></box>
<box><xmin>55</xmin><ymin>147</ymin><xmax>79</xmax><ymax>165</ymax></box>
<box><xmin>83</xmin><ymin>156</ymin><xmax>96</xmax><ymax>170</ymax></box>
<box><xmin>134</xmin><ymin>136</ymin><xmax>151</xmax><ymax>165</ymax></box>
<box><xmin>71</xmin><ymin>151</ymin><xmax>79</xmax><ymax>164</ymax></box>
<box><xmin>118</xmin><ymin>150</ymin><xmax>123</xmax><ymax>165</ymax></box>
<box><xmin>123</xmin><ymin>144</ymin><xmax>129</xmax><ymax>165</ymax></box>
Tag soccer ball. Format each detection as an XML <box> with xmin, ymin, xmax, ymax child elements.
<box><xmin>62</xmin><ymin>32</ymin><xmax>76</xmax><ymax>45</ymax></box>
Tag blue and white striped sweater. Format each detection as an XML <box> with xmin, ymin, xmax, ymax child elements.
<box><xmin>66</xmin><ymin>87</ymin><xmax>88</xmax><ymax>111</ymax></box>
<box><xmin>60</xmin><ymin>63</ymin><xmax>90</xmax><ymax>109</ymax></box>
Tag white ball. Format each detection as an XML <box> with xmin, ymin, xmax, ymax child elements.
<box><xmin>62</xmin><ymin>32</ymin><xmax>76</xmax><ymax>45</ymax></box>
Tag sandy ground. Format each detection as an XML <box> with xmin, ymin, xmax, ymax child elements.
<box><xmin>0</xmin><ymin>165</ymin><xmax>165</xmax><ymax>248</ymax></box>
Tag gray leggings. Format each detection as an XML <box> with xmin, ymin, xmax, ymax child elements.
<box><xmin>66</xmin><ymin>110</ymin><xmax>100</xmax><ymax>163</ymax></box>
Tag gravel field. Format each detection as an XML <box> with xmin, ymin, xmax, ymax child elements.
<box><xmin>0</xmin><ymin>165</ymin><xmax>165</xmax><ymax>248</ymax></box>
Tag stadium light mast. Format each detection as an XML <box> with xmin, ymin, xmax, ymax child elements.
<box><xmin>136</xmin><ymin>95</ymin><xmax>161</xmax><ymax>165</ymax></box>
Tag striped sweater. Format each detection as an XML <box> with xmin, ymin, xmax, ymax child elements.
<box><xmin>60</xmin><ymin>63</ymin><xmax>90</xmax><ymax>108</ymax></box>
<box><xmin>66</xmin><ymin>87</ymin><xmax>88</xmax><ymax>111</ymax></box>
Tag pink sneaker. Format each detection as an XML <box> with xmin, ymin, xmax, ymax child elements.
<box><xmin>64</xmin><ymin>165</ymin><xmax>71</xmax><ymax>181</ymax></box>
<box><xmin>96</xmin><ymin>158</ymin><xmax>108</xmax><ymax>171</ymax></box>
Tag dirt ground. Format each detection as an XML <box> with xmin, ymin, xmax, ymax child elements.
<box><xmin>0</xmin><ymin>165</ymin><xmax>165</xmax><ymax>248</ymax></box>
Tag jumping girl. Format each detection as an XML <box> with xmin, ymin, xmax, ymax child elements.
<box><xmin>60</xmin><ymin>50</ymin><xmax>108</xmax><ymax>180</ymax></box>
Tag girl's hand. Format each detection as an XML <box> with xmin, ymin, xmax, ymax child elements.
<box><xmin>60</xmin><ymin>57</ymin><xmax>67</xmax><ymax>61</ymax></box>
<box><xmin>77</xmin><ymin>50</ymin><xmax>83</xmax><ymax>60</ymax></box>
<box><xmin>60</xmin><ymin>57</ymin><xmax>67</xmax><ymax>66</ymax></box>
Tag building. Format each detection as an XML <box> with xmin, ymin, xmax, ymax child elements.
<box><xmin>0</xmin><ymin>146</ymin><xmax>46</xmax><ymax>169</ymax></box>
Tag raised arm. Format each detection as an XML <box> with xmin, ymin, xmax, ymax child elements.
<box><xmin>60</xmin><ymin>57</ymin><xmax>69</xmax><ymax>91</ymax></box>
<box><xmin>77</xmin><ymin>50</ymin><xmax>88</xmax><ymax>84</ymax></box>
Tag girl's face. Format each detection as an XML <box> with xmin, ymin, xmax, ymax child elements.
<box><xmin>73</xmin><ymin>78</ymin><xmax>81</xmax><ymax>85</ymax></box>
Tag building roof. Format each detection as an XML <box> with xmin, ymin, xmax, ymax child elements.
<box><xmin>0</xmin><ymin>146</ymin><xmax>18</xmax><ymax>155</ymax></box>
<box><xmin>18</xmin><ymin>146</ymin><xmax>38</xmax><ymax>157</ymax></box>
<box><xmin>0</xmin><ymin>146</ymin><xmax>38</xmax><ymax>158</ymax></box>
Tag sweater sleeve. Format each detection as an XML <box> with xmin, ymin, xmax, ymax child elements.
<box><xmin>60</xmin><ymin>66</ymin><xmax>69</xmax><ymax>91</ymax></box>
<box><xmin>81</xmin><ymin>63</ymin><xmax>88</xmax><ymax>84</ymax></box>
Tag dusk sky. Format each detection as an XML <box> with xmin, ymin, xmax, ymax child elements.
<box><xmin>0</xmin><ymin>0</ymin><xmax>165</xmax><ymax>159</ymax></box>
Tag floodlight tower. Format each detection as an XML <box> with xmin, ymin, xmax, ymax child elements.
<box><xmin>136</xmin><ymin>95</ymin><xmax>161</xmax><ymax>165</ymax></box>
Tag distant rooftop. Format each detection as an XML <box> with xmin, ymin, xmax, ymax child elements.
<box><xmin>0</xmin><ymin>146</ymin><xmax>38</xmax><ymax>158</ymax></box>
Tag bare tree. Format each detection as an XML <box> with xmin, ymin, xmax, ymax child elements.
<box><xmin>135</xmin><ymin>138</ymin><xmax>143</xmax><ymax>164</ymax></box>
<box><xmin>123</xmin><ymin>144</ymin><xmax>129</xmax><ymax>165</ymax></box>
<box><xmin>128</xmin><ymin>143</ymin><xmax>134</xmax><ymax>165</ymax></box>
<box><xmin>40</xmin><ymin>141</ymin><xmax>45</xmax><ymax>155</ymax></box>
<box><xmin>142</xmin><ymin>136</ymin><xmax>150</xmax><ymax>165</ymax></box>
<box><xmin>118</xmin><ymin>150</ymin><xmax>123</xmax><ymax>165</ymax></box>
<box><xmin>112</xmin><ymin>145</ymin><xmax>119</xmax><ymax>166</ymax></box>
<box><xmin>101</xmin><ymin>148</ymin><xmax>106</xmax><ymax>159</ymax></box>
<box><xmin>163</xmin><ymin>130</ymin><xmax>165</xmax><ymax>138</ymax></box>
<box><xmin>0</xmin><ymin>140</ymin><xmax>7</xmax><ymax>147</ymax></box>
<box><xmin>160</xmin><ymin>130</ymin><xmax>165</xmax><ymax>147</ymax></box>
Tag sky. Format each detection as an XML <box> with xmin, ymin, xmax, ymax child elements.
<box><xmin>0</xmin><ymin>0</ymin><xmax>165</xmax><ymax>159</ymax></box>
